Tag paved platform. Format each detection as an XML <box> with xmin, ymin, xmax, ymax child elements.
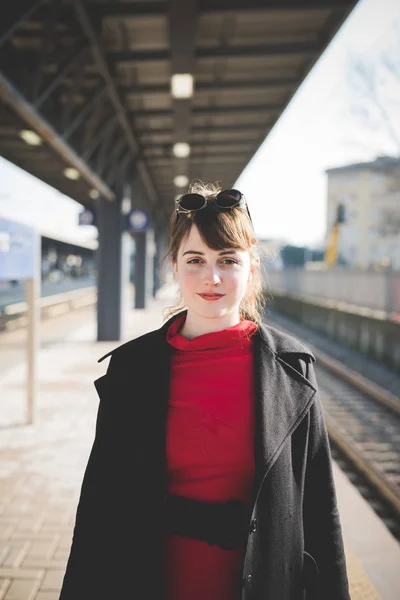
<box><xmin>0</xmin><ymin>286</ymin><xmax>399</xmax><ymax>599</ymax></box>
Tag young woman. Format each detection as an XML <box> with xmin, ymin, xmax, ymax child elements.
<box><xmin>59</xmin><ymin>182</ymin><xmax>350</xmax><ymax>600</ymax></box>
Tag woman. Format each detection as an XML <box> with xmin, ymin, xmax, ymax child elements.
<box><xmin>59</xmin><ymin>182</ymin><xmax>350</xmax><ymax>600</ymax></box>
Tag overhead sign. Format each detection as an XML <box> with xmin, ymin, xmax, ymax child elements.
<box><xmin>127</xmin><ymin>209</ymin><xmax>149</xmax><ymax>233</ymax></box>
<box><xmin>0</xmin><ymin>217</ymin><xmax>38</xmax><ymax>280</ymax></box>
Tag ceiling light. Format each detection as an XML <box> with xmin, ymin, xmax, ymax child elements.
<box><xmin>63</xmin><ymin>167</ymin><xmax>80</xmax><ymax>180</ymax></box>
<box><xmin>174</xmin><ymin>175</ymin><xmax>189</xmax><ymax>188</ymax></box>
<box><xmin>89</xmin><ymin>188</ymin><xmax>100</xmax><ymax>199</ymax></box>
<box><xmin>20</xmin><ymin>130</ymin><xmax>42</xmax><ymax>146</ymax></box>
<box><xmin>171</xmin><ymin>74</ymin><xmax>194</xmax><ymax>99</ymax></box>
<box><xmin>121</xmin><ymin>197</ymin><xmax>131</xmax><ymax>215</ymax></box>
<box><xmin>173</xmin><ymin>143</ymin><xmax>191</xmax><ymax>158</ymax></box>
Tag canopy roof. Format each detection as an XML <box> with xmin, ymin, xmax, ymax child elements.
<box><xmin>0</xmin><ymin>0</ymin><xmax>358</xmax><ymax>225</ymax></box>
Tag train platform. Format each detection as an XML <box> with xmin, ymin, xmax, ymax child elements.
<box><xmin>0</xmin><ymin>285</ymin><xmax>399</xmax><ymax>600</ymax></box>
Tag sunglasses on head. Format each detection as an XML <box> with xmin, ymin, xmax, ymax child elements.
<box><xmin>175</xmin><ymin>189</ymin><xmax>253</xmax><ymax>227</ymax></box>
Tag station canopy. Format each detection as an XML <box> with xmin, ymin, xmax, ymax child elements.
<box><xmin>0</xmin><ymin>0</ymin><xmax>358</xmax><ymax>225</ymax></box>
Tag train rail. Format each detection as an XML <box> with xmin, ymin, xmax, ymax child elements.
<box><xmin>267</xmin><ymin>312</ymin><xmax>400</xmax><ymax>541</ymax></box>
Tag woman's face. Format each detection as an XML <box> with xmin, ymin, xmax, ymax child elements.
<box><xmin>172</xmin><ymin>224</ymin><xmax>254</xmax><ymax>323</ymax></box>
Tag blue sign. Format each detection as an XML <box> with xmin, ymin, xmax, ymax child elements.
<box><xmin>0</xmin><ymin>218</ymin><xmax>38</xmax><ymax>280</ymax></box>
<box><xmin>127</xmin><ymin>209</ymin><xmax>149</xmax><ymax>233</ymax></box>
<box><xmin>79</xmin><ymin>209</ymin><xmax>96</xmax><ymax>226</ymax></box>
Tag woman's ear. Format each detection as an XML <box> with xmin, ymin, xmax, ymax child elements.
<box><xmin>250</xmin><ymin>256</ymin><xmax>260</xmax><ymax>278</ymax></box>
<box><xmin>171</xmin><ymin>259</ymin><xmax>178</xmax><ymax>280</ymax></box>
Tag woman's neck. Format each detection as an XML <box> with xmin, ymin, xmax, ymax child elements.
<box><xmin>179</xmin><ymin>310</ymin><xmax>241</xmax><ymax>340</ymax></box>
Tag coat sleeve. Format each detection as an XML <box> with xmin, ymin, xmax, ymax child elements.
<box><xmin>59</xmin><ymin>357</ymin><xmax>124</xmax><ymax>600</ymax></box>
<box><xmin>302</xmin><ymin>360</ymin><xmax>351</xmax><ymax>600</ymax></box>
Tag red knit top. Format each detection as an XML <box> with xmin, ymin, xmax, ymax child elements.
<box><xmin>163</xmin><ymin>313</ymin><xmax>257</xmax><ymax>600</ymax></box>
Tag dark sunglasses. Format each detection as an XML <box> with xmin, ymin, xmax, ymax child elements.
<box><xmin>175</xmin><ymin>189</ymin><xmax>253</xmax><ymax>227</ymax></box>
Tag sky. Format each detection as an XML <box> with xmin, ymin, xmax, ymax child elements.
<box><xmin>1</xmin><ymin>0</ymin><xmax>399</xmax><ymax>248</ymax></box>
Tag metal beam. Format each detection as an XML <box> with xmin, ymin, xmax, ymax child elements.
<box><xmin>72</xmin><ymin>0</ymin><xmax>164</xmax><ymax>215</ymax></box>
<box><xmin>169</xmin><ymin>0</ymin><xmax>197</xmax><ymax>188</ymax></box>
<box><xmin>149</xmin><ymin>156</ymin><xmax>245</xmax><ymax>166</ymax></box>
<box><xmin>33</xmin><ymin>41</ymin><xmax>89</xmax><ymax>109</ymax></box>
<box><xmin>30</xmin><ymin>0</ymin><xmax>351</xmax><ymax>20</ymax></box>
<box><xmin>201</xmin><ymin>0</ymin><xmax>351</xmax><ymax>11</ymax></box>
<box><xmin>0</xmin><ymin>70</ymin><xmax>114</xmax><ymax>201</ymax></box>
<box><xmin>107</xmin><ymin>152</ymin><xmax>132</xmax><ymax>188</ymax></box>
<box><xmin>133</xmin><ymin>105</ymin><xmax>280</xmax><ymax>118</ymax></box>
<box><xmin>62</xmin><ymin>85</ymin><xmax>108</xmax><ymax>141</ymax></box>
<box><xmin>138</xmin><ymin>124</ymin><xmax>264</xmax><ymax>135</ymax></box>
<box><xmin>122</xmin><ymin>77</ymin><xmax>296</xmax><ymax>95</ymax></box>
<box><xmin>0</xmin><ymin>0</ymin><xmax>42</xmax><ymax>48</ymax></box>
<box><xmin>144</xmin><ymin>138</ymin><xmax>257</xmax><ymax>148</ymax></box>
<box><xmin>32</xmin><ymin>2</ymin><xmax>166</xmax><ymax>23</ymax></box>
<box><xmin>82</xmin><ymin>115</ymin><xmax>118</xmax><ymax>162</ymax></box>
<box><xmin>148</xmin><ymin>148</ymin><xmax>251</xmax><ymax>158</ymax></box>
<box><xmin>110</xmin><ymin>41</ymin><xmax>319</xmax><ymax>63</ymax></box>
<box><xmin>104</xmin><ymin>137</ymin><xmax>127</xmax><ymax>180</ymax></box>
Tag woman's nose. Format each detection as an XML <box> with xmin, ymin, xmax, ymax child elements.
<box><xmin>203</xmin><ymin>266</ymin><xmax>221</xmax><ymax>286</ymax></box>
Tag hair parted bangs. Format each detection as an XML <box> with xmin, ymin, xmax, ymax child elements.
<box><xmin>171</xmin><ymin>191</ymin><xmax>257</xmax><ymax>259</ymax></box>
<box><xmin>161</xmin><ymin>180</ymin><xmax>268</xmax><ymax>324</ymax></box>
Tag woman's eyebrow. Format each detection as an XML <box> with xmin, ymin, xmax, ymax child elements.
<box><xmin>182</xmin><ymin>249</ymin><xmax>238</xmax><ymax>257</ymax></box>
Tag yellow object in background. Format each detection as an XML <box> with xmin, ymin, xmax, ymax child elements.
<box><xmin>325</xmin><ymin>221</ymin><xmax>340</xmax><ymax>267</ymax></box>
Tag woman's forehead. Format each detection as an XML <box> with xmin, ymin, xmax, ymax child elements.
<box><xmin>179</xmin><ymin>230</ymin><xmax>244</xmax><ymax>255</ymax></box>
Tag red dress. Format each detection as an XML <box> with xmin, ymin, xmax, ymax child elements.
<box><xmin>163</xmin><ymin>314</ymin><xmax>257</xmax><ymax>600</ymax></box>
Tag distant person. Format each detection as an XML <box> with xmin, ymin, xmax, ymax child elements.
<box><xmin>59</xmin><ymin>182</ymin><xmax>350</xmax><ymax>600</ymax></box>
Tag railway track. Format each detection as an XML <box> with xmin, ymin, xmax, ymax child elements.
<box><xmin>267</xmin><ymin>312</ymin><xmax>400</xmax><ymax>542</ymax></box>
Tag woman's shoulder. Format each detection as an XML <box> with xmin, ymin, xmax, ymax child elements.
<box><xmin>258</xmin><ymin>320</ymin><xmax>316</xmax><ymax>363</ymax></box>
<box><xmin>97</xmin><ymin>325</ymin><xmax>165</xmax><ymax>366</ymax></box>
<box><xmin>97</xmin><ymin>311</ymin><xmax>187</xmax><ymax>367</ymax></box>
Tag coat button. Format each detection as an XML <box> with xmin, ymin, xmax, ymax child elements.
<box><xmin>249</xmin><ymin>518</ymin><xmax>257</xmax><ymax>533</ymax></box>
<box><xmin>243</xmin><ymin>574</ymin><xmax>252</xmax><ymax>585</ymax></box>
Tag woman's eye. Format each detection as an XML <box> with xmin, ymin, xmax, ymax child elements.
<box><xmin>186</xmin><ymin>258</ymin><xmax>238</xmax><ymax>265</ymax></box>
<box><xmin>187</xmin><ymin>258</ymin><xmax>203</xmax><ymax>264</ymax></box>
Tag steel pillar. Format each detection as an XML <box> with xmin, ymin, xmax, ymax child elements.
<box><xmin>133</xmin><ymin>229</ymin><xmax>155</xmax><ymax>309</ymax></box>
<box><xmin>96</xmin><ymin>192</ymin><xmax>123</xmax><ymax>341</ymax></box>
<box><xmin>153</xmin><ymin>226</ymin><xmax>169</xmax><ymax>297</ymax></box>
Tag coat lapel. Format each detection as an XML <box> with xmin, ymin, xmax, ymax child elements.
<box><xmin>98</xmin><ymin>312</ymin><xmax>317</xmax><ymax>500</ymax></box>
<box><xmin>252</xmin><ymin>324</ymin><xmax>317</xmax><ymax>496</ymax></box>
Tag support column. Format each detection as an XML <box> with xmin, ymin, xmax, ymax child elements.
<box><xmin>153</xmin><ymin>225</ymin><xmax>169</xmax><ymax>297</ymax></box>
<box><xmin>96</xmin><ymin>191</ymin><xmax>123</xmax><ymax>341</ymax></box>
<box><xmin>133</xmin><ymin>228</ymin><xmax>155</xmax><ymax>309</ymax></box>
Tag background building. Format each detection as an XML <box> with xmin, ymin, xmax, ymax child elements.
<box><xmin>326</xmin><ymin>156</ymin><xmax>400</xmax><ymax>270</ymax></box>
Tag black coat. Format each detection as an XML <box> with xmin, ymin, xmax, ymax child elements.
<box><xmin>59</xmin><ymin>311</ymin><xmax>350</xmax><ymax>600</ymax></box>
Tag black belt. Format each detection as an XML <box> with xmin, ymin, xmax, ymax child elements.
<box><xmin>163</xmin><ymin>494</ymin><xmax>252</xmax><ymax>550</ymax></box>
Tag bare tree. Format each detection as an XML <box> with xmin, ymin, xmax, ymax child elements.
<box><xmin>343</xmin><ymin>24</ymin><xmax>400</xmax><ymax>242</ymax></box>
<box><xmin>346</xmin><ymin>20</ymin><xmax>400</xmax><ymax>155</ymax></box>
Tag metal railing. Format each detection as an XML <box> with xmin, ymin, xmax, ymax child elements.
<box><xmin>264</xmin><ymin>268</ymin><xmax>400</xmax><ymax>319</ymax></box>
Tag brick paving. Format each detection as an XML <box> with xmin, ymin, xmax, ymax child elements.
<box><xmin>0</xmin><ymin>286</ymin><xmax>384</xmax><ymax>599</ymax></box>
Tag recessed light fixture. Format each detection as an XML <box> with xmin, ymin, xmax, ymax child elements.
<box><xmin>89</xmin><ymin>188</ymin><xmax>100</xmax><ymax>199</ymax></box>
<box><xmin>121</xmin><ymin>197</ymin><xmax>131</xmax><ymax>215</ymax></box>
<box><xmin>20</xmin><ymin>130</ymin><xmax>42</xmax><ymax>146</ymax></box>
<box><xmin>173</xmin><ymin>143</ymin><xmax>191</xmax><ymax>158</ymax></box>
<box><xmin>174</xmin><ymin>175</ymin><xmax>189</xmax><ymax>188</ymax></box>
<box><xmin>63</xmin><ymin>167</ymin><xmax>80</xmax><ymax>180</ymax></box>
<box><xmin>170</xmin><ymin>74</ymin><xmax>194</xmax><ymax>99</ymax></box>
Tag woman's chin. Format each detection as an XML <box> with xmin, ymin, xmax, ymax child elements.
<box><xmin>191</xmin><ymin>300</ymin><xmax>232</xmax><ymax>319</ymax></box>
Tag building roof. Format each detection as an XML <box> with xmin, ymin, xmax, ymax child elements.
<box><xmin>0</xmin><ymin>0</ymin><xmax>358</xmax><ymax>227</ymax></box>
<box><xmin>326</xmin><ymin>155</ymin><xmax>400</xmax><ymax>175</ymax></box>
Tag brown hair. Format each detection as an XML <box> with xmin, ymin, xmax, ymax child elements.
<box><xmin>161</xmin><ymin>180</ymin><xmax>268</xmax><ymax>324</ymax></box>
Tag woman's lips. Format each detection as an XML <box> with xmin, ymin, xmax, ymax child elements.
<box><xmin>197</xmin><ymin>293</ymin><xmax>225</xmax><ymax>301</ymax></box>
